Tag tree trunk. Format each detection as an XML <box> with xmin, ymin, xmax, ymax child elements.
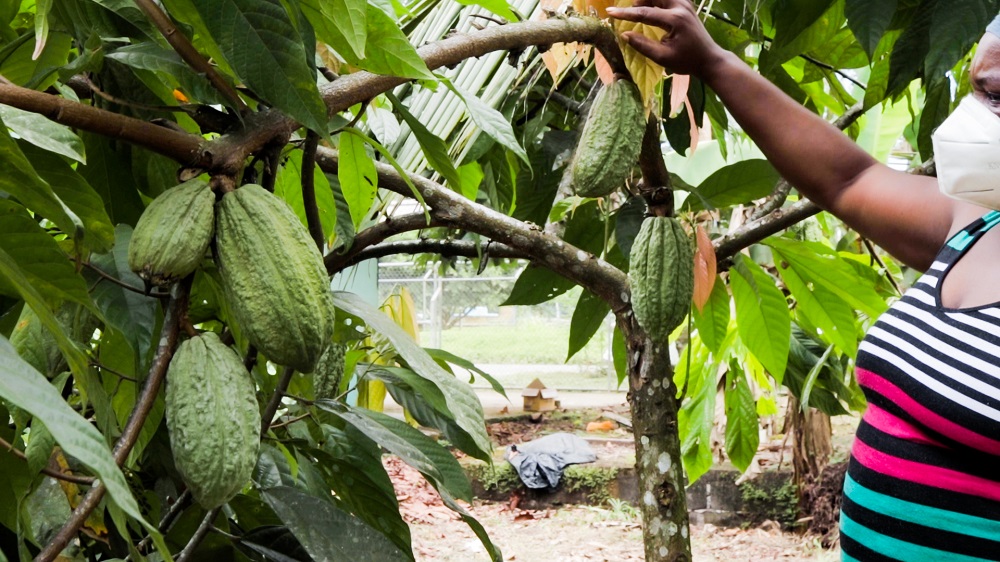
<box><xmin>619</xmin><ymin>314</ymin><xmax>691</xmax><ymax>561</ymax></box>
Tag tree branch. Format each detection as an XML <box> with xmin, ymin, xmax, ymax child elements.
<box><xmin>300</xmin><ymin>131</ymin><xmax>325</xmax><ymax>251</ymax></box>
<box><xmin>0</xmin><ymin>436</ymin><xmax>96</xmax><ymax>485</ymax></box>
<box><xmin>175</xmin><ymin>507</ymin><xmax>221</xmax><ymax>562</ymax></box>
<box><xmin>314</xmin><ymin>147</ymin><xmax>631</xmax><ymax>313</ymax></box>
<box><xmin>325</xmin><ymin>213</ymin><xmax>445</xmax><ymax>274</ymax></box>
<box><xmin>133</xmin><ymin>0</ymin><xmax>247</xmax><ymax>113</ymax></box>
<box><xmin>346</xmin><ymin>239</ymin><xmax>528</xmax><ymax>266</ymax></box>
<box><xmin>36</xmin><ymin>279</ymin><xmax>191</xmax><ymax>562</ymax></box>
<box><xmin>260</xmin><ymin>367</ymin><xmax>295</xmax><ymax>436</ymax></box>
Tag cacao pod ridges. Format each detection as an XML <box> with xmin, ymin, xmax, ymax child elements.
<box><xmin>128</xmin><ymin>179</ymin><xmax>215</xmax><ymax>287</ymax></box>
<box><xmin>628</xmin><ymin>216</ymin><xmax>695</xmax><ymax>342</ymax></box>
<box><xmin>215</xmin><ymin>184</ymin><xmax>335</xmax><ymax>373</ymax></box>
<box><xmin>165</xmin><ymin>332</ymin><xmax>261</xmax><ymax>509</ymax></box>
<box><xmin>565</xmin><ymin>78</ymin><xmax>646</xmax><ymax>198</ymax></box>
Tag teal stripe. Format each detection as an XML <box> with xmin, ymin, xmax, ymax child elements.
<box><xmin>844</xmin><ymin>475</ymin><xmax>1000</xmax><ymax>542</ymax></box>
<box><xmin>984</xmin><ymin>211</ymin><xmax>1000</xmax><ymax>230</ymax></box>
<box><xmin>840</xmin><ymin>514</ymin><xmax>992</xmax><ymax>562</ymax></box>
<box><xmin>948</xmin><ymin>231</ymin><xmax>976</xmax><ymax>251</ymax></box>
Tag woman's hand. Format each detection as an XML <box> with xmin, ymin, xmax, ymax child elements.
<box><xmin>605</xmin><ymin>0</ymin><xmax>724</xmax><ymax>77</ymax></box>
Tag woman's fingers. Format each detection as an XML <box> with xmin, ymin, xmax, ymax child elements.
<box><xmin>620</xmin><ymin>30</ymin><xmax>671</xmax><ymax>59</ymax></box>
<box><xmin>605</xmin><ymin>5</ymin><xmax>673</xmax><ymax>28</ymax></box>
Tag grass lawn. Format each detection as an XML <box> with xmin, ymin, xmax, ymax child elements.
<box><xmin>424</xmin><ymin>320</ymin><xmax>611</xmax><ymax>365</ymax></box>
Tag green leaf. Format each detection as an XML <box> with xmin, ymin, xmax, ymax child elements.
<box><xmin>235</xmin><ymin>526</ymin><xmax>310</xmax><ymax>562</ymax></box>
<box><xmin>765</xmin><ymin>237</ymin><xmax>888</xmax><ymax>318</ymax></box>
<box><xmin>386</xmin><ymin>92</ymin><xmax>462</xmax><ymax>192</ymax></box>
<box><xmin>275</xmin><ymin>148</ymin><xmax>337</xmax><ymax>243</ymax></box>
<box><xmin>925</xmin><ymin>0</ymin><xmax>995</xmax><ymax>79</ymax></box>
<box><xmin>299</xmin><ymin>0</ymin><xmax>366</xmax><ymax>62</ymax></box>
<box><xmin>86</xmin><ymin>225</ymin><xmax>159</xmax><ymax>359</ymax></box>
<box><xmin>0</xmin><ymin>201</ymin><xmax>92</xmax><ymax>308</ymax></box>
<box><xmin>800</xmin><ymin>343</ymin><xmax>835</xmax><ymax>411</ymax></box>
<box><xmin>332</xmin><ymin>291</ymin><xmax>492</xmax><ymax>458</ymax></box>
<box><xmin>682</xmin><ymin>159</ymin><xmax>780</xmax><ymax>212</ymax></box>
<box><xmin>614</xmin><ymin>196</ymin><xmax>647</xmax><ymax>261</ymax></box>
<box><xmin>368</xmin><ymin>365</ymin><xmax>488</xmax><ymax>461</ymax></box>
<box><xmin>254</xmin><ymin>443</ymin><xmax>297</xmax><ymax>490</ymax></box>
<box><xmin>0</xmin><ymin>335</ymin><xmax>166</xmax><ymax>555</ymax></box>
<box><xmin>774</xmin><ymin>256</ymin><xmax>857</xmax><ymax>358</ymax></box>
<box><xmin>1</xmin><ymin>105</ymin><xmax>84</xmax><ymax>163</ymax></box>
<box><xmin>423</xmin><ymin>347</ymin><xmax>508</xmax><ymax>399</ymax></box>
<box><xmin>567</xmin><ymin>289</ymin><xmax>609</xmax><ymax>361</ymax></box>
<box><xmin>886</xmin><ymin>3</ymin><xmax>932</xmax><ymax>98</ymax></box>
<box><xmin>338</xmin><ymin>129</ymin><xmax>378</xmax><ymax>229</ymax></box>
<box><xmin>24</xmin><ymin>420</ymin><xmax>55</xmax><ymax>476</ymax></box>
<box><xmin>730</xmin><ymin>255</ymin><xmax>790</xmax><ymax>380</ymax></box>
<box><xmin>190</xmin><ymin>0</ymin><xmax>328</xmax><ymax>132</ymax></box>
<box><xmin>0</xmin><ymin>118</ymin><xmax>84</xmax><ymax>249</ymax></box>
<box><xmin>444</xmin><ymin>81</ymin><xmax>529</xmax><ymax>165</ymax></box>
<box><xmin>360</xmin><ymin>4</ymin><xmax>433</xmax><ymax>80</ymax></box>
<box><xmin>845</xmin><ymin>0</ymin><xmax>896</xmax><ymax>58</ymax></box>
<box><xmin>78</xmin><ymin>132</ymin><xmax>146</xmax><ymax>227</ymax></box>
<box><xmin>454</xmin><ymin>0</ymin><xmax>518</xmax><ymax>21</ymax></box>
<box><xmin>19</xmin><ymin>142</ymin><xmax>115</xmax><ymax>253</ymax></box>
<box><xmin>768</xmin><ymin>0</ymin><xmax>837</xmax><ymax>64</ymax></box>
<box><xmin>692</xmin><ymin>275</ymin><xmax>730</xmax><ymax>354</ymax></box>
<box><xmin>502</xmin><ymin>265</ymin><xmax>575</xmax><ymax>305</ymax></box>
<box><xmin>723</xmin><ymin>369</ymin><xmax>758</xmax><ymax>472</ymax></box>
<box><xmin>678</xmin><ymin>352</ymin><xmax>716</xmax><ymax>484</ymax></box>
<box><xmin>0</xmin><ymin>31</ymin><xmax>70</xmax><ymax>89</ymax></box>
<box><xmin>315</xmin><ymin>401</ymin><xmax>473</xmax><ymax>502</ymax></box>
<box><xmin>265</xmin><ymin>486</ymin><xmax>408</xmax><ymax>562</ymax></box>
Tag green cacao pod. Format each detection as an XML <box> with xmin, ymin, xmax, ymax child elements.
<box><xmin>128</xmin><ymin>179</ymin><xmax>214</xmax><ymax>287</ymax></box>
<box><xmin>566</xmin><ymin>79</ymin><xmax>646</xmax><ymax>198</ymax></box>
<box><xmin>215</xmin><ymin>184</ymin><xmax>335</xmax><ymax>373</ymax></box>
<box><xmin>165</xmin><ymin>332</ymin><xmax>260</xmax><ymax>509</ymax></box>
<box><xmin>628</xmin><ymin>216</ymin><xmax>694</xmax><ymax>341</ymax></box>
<box><xmin>312</xmin><ymin>342</ymin><xmax>346</xmax><ymax>400</ymax></box>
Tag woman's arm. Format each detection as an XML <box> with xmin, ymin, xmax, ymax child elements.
<box><xmin>607</xmin><ymin>0</ymin><xmax>959</xmax><ymax>269</ymax></box>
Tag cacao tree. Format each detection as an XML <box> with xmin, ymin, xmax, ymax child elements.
<box><xmin>0</xmin><ymin>0</ymin><xmax>994</xmax><ymax>561</ymax></box>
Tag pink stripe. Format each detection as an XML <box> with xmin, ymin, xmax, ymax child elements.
<box><xmin>863</xmin><ymin>404</ymin><xmax>945</xmax><ymax>448</ymax></box>
<box><xmin>852</xmin><ymin>438</ymin><xmax>1000</xmax><ymax>501</ymax></box>
<box><xmin>856</xmin><ymin>368</ymin><xmax>1000</xmax><ymax>456</ymax></box>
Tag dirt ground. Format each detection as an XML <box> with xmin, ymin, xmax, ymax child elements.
<box><xmin>386</xmin><ymin>458</ymin><xmax>841</xmax><ymax>562</ymax></box>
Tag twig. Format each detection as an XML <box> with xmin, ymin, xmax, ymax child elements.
<box><xmin>133</xmin><ymin>0</ymin><xmax>247</xmax><ymax>113</ymax></box>
<box><xmin>129</xmin><ymin>490</ymin><xmax>192</xmax><ymax>559</ymax></box>
<box><xmin>90</xmin><ymin>361</ymin><xmax>138</xmax><ymax>383</ymax></box>
<box><xmin>83</xmin><ymin>262</ymin><xmax>170</xmax><ymax>298</ymax></box>
<box><xmin>861</xmin><ymin>237</ymin><xmax>902</xmax><ymax>296</ymax></box>
<box><xmin>300</xmin><ymin>130</ymin><xmax>325</xmax><ymax>251</ymax></box>
<box><xmin>36</xmin><ymin>279</ymin><xmax>191</xmax><ymax>562</ymax></box>
<box><xmin>260</xmin><ymin>367</ymin><xmax>296</xmax><ymax>436</ymax></box>
<box><xmin>79</xmin><ymin>75</ymin><xmax>188</xmax><ymax>113</ymax></box>
<box><xmin>175</xmin><ymin>507</ymin><xmax>221</xmax><ymax>562</ymax></box>
<box><xmin>0</xmin><ymin>436</ymin><xmax>96</xmax><ymax>485</ymax></box>
<box><xmin>269</xmin><ymin>413</ymin><xmax>311</xmax><ymax>430</ymax></box>
<box><xmin>325</xmin><ymin>213</ymin><xmax>443</xmax><ymax>274</ymax></box>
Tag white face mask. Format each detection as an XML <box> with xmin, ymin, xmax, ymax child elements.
<box><xmin>932</xmin><ymin>95</ymin><xmax>1000</xmax><ymax>210</ymax></box>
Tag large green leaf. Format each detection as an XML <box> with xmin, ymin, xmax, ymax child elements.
<box><xmin>367</xmin><ymin>365</ymin><xmax>489</xmax><ymax>461</ymax></box>
<box><xmin>315</xmin><ymin>401</ymin><xmax>473</xmax><ymax>502</ymax></box>
<box><xmin>886</xmin><ymin>2</ymin><xmax>933</xmax><ymax>98</ymax></box>
<box><xmin>338</xmin><ymin>129</ymin><xmax>378</xmax><ymax>229</ymax></box>
<box><xmin>386</xmin><ymin>92</ymin><xmax>462</xmax><ymax>192</ymax></box>
<box><xmin>844</xmin><ymin>0</ymin><xmax>897</xmax><ymax>58</ymax></box>
<box><xmin>78</xmin><ymin>132</ymin><xmax>146</xmax><ymax>226</ymax></box>
<box><xmin>275</xmin><ymin>148</ymin><xmax>338</xmax><ymax>243</ymax></box>
<box><xmin>677</xmin><ymin>343</ymin><xmax>716</xmax><ymax>484</ymax></box>
<box><xmin>567</xmin><ymin>289</ymin><xmax>609</xmax><ymax>361</ymax></box>
<box><xmin>723</xmin><ymin>369</ymin><xmax>758</xmax><ymax>472</ymax></box>
<box><xmin>299</xmin><ymin>0</ymin><xmax>366</xmax><ymax>62</ymax></box>
<box><xmin>925</xmin><ymin>0</ymin><xmax>997</xmax><ymax>79</ymax></box>
<box><xmin>444</xmin><ymin>81</ymin><xmax>529</xmax><ymax>165</ymax></box>
<box><xmin>20</xmin><ymin>142</ymin><xmax>115</xmax><ymax>253</ymax></box>
<box><xmin>0</xmin><ymin>201</ymin><xmax>92</xmax><ymax>307</ymax></box>
<box><xmin>86</xmin><ymin>226</ymin><xmax>159</xmax><ymax>360</ymax></box>
<box><xmin>264</xmin><ymin>486</ymin><xmax>408</xmax><ymax>562</ymax></box>
<box><xmin>502</xmin><ymin>265</ymin><xmax>575</xmax><ymax>306</ymax></box>
<box><xmin>254</xmin><ymin>443</ymin><xmax>297</xmax><ymax>490</ymax></box>
<box><xmin>765</xmin><ymin>237</ymin><xmax>888</xmax><ymax>318</ymax></box>
<box><xmin>0</xmin><ymin>104</ymin><xmax>84</xmax><ymax>163</ymax></box>
<box><xmin>0</xmin><ymin>335</ymin><xmax>167</xmax><ymax>555</ymax></box>
<box><xmin>0</xmin><ymin>118</ymin><xmax>84</xmax><ymax>249</ymax></box>
<box><xmin>424</xmin><ymin>348</ymin><xmax>507</xmax><ymax>399</ymax></box>
<box><xmin>765</xmin><ymin>0</ymin><xmax>842</xmax><ymax>71</ymax></box>
<box><xmin>190</xmin><ymin>0</ymin><xmax>328</xmax><ymax>132</ymax></box>
<box><xmin>359</xmin><ymin>4</ymin><xmax>433</xmax><ymax>80</ymax></box>
<box><xmin>730</xmin><ymin>255</ymin><xmax>790</xmax><ymax>380</ymax></box>
<box><xmin>0</xmin><ymin>30</ymin><xmax>71</xmax><ymax>89</ymax></box>
<box><xmin>682</xmin><ymin>159</ymin><xmax>780</xmax><ymax>212</ymax></box>
<box><xmin>692</xmin><ymin>275</ymin><xmax>730</xmax><ymax>354</ymax></box>
<box><xmin>774</xmin><ymin>255</ymin><xmax>858</xmax><ymax>358</ymax></box>
<box><xmin>455</xmin><ymin>0</ymin><xmax>517</xmax><ymax>21</ymax></box>
<box><xmin>332</xmin><ymin>291</ymin><xmax>492</xmax><ymax>458</ymax></box>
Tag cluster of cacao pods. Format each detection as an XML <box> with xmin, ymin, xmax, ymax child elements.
<box><xmin>128</xmin><ymin>179</ymin><xmax>341</xmax><ymax>508</ymax></box>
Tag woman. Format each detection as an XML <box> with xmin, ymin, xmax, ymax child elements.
<box><xmin>605</xmin><ymin>1</ymin><xmax>1000</xmax><ymax>560</ymax></box>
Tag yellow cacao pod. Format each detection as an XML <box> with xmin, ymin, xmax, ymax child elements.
<box><xmin>128</xmin><ymin>179</ymin><xmax>215</xmax><ymax>287</ymax></box>
<box><xmin>215</xmin><ymin>184</ymin><xmax>335</xmax><ymax>373</ymax></box>
<box><xmin>629</xmin><ymin>216</ymin><xmax>694</xmax><ymax>341</ymax></box>
<box><xmin>165</xmin><ymin>332</ymin><xmax>261</xmax><ymax>509</ymax></box>
<box><xmin>566</xmin><ymin>79</ymin><xmax>646</xmax><ymax>198</ymax></box>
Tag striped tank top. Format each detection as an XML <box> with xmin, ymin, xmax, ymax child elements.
<box><xmin>841</xmin><ymin>211</ymin><xmax>1000</xmax><ymax>561</ymax></box>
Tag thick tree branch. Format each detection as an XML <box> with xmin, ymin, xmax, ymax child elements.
<box><xmin>37</xmin><ymin>279</ymin><xmax>191</xmax><ymax>562</ymax></box>
<box><xmin>133</xmin><ymin>0</ymin><xmax>247</xmax><ymax>113</ymax></box>
<box><xmin>345</xmin><ymin>239</ymin><xmax>528</xmax><ymax>267</ymax></box>
<box><xmin>325</xmin><ymin>213</ymin><xmax>445</xmax><ymax>274</ymax></box>
<box><xmin>300</xmin><ymin>131</ymin><xmax>325</xmax><ymax>251</ymax></box>
<box><xmin>315</xmin><ymin>147</ymin><xmax>631</xmax><ymax>312</ymax></box>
